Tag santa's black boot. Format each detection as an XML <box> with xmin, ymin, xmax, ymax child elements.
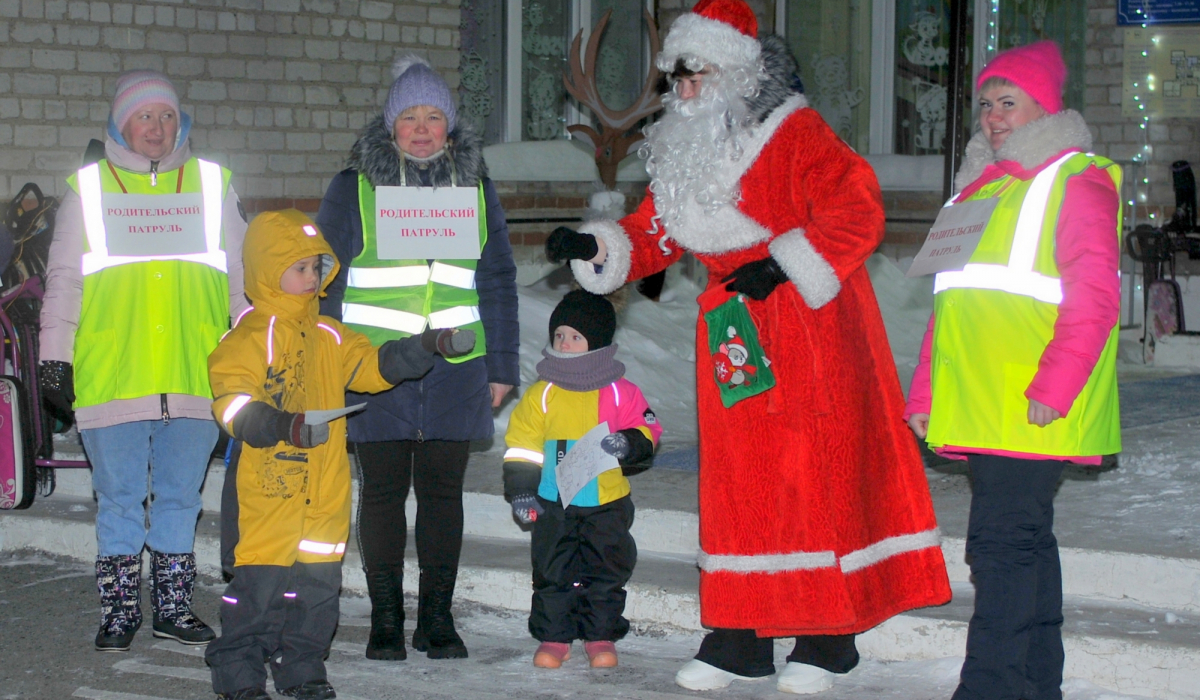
<box><xmin>411</xmin><ymin>566</ymin><xmax>467</xmax><ymax>659</ymax></box>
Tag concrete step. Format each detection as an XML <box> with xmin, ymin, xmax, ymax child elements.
<box><xmin>1</xmin><ymin>496</ymin><xmax>1197</xmax><ymax>700</ymax></box>
<box><xmin>42</xmin><ymin>446</ymin><xmax>1200</xmax><ymax>618</ymax></box>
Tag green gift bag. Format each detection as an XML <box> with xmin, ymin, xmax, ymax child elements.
<box><xmin>703</xmin><ymin>293</ymin><xmax>775</xmax><ymax>408</ymax></box>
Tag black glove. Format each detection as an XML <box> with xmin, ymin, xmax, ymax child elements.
<box><xmin>421</xmin><ymin>328</ymin><xmax>476</xmax><ymax>358</ymax></box>
<box><xmin>39</xmin><ymin>360</ymin><xmax>75</xmax><ymax>415</ymax></box>
<box><xmin>545</xmin><ymin>226</ymin><xmax>599</xmax><ymax>263</ymax></box>
<box><xmin>722</xmin><ymin>257</ymin><xmax>788</xmax><ymax>301</ymax></box>
<box><xmin>231</xmin><ymin>401</ymin><xmax>329</xmax><ymax>449</ymax></box>
<box><xmin>510</xmin><ymin>492</ymin><xmax>545</xmax><ymax>525</ymax></box>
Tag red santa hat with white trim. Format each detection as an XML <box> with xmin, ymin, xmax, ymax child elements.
<box><xmin>725</xmin><ymin>326</ymin><xmax>747</xmax><ymax>356</ymax></box>
<box><xmin>656</xmin><ymin>0</ymin><xmax>761</xmax><ymax>73</ymax></box>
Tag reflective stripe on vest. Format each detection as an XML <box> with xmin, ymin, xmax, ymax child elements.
<box><xmin>77</xmin><ymin>159</ymin><xmax>227</xmax><ymax>275</ymax></box>
<box><xmin>933</xmin><ymin>151</ymin><xmax>1077</xmax><ymax>304</ymax></box>
<box><xmin>346</xmin><ymin>261</ymin><xmax>476</xmax><ymax>290</ymax></box>
<box><xmin>342</xmin><ymin>303</ymin><xmax>427</xmax><ymax>335</ymax></box>
<box><xmin>428</xmin><ymin>304</ymin><xmax>480</xmax><ymax>329</ymax></box>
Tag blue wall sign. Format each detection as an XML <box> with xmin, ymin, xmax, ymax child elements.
<box><xmin>1119</xmin><ymin>0</ymin><xmax>1200</xmax><ymax>25</ymax></box>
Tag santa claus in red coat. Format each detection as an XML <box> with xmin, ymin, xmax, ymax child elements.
<box><xmin>547</xmin><ymin>0</ymin><xmax>950</xmax><ymax>692</ymax></box>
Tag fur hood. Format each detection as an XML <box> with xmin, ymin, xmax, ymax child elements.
<box><xmin>954</xmin><ymin>109</ymin><xmax>1093</xmax><ymax>191</ymax></box>
<box><xmin>746</xmin><ymin>34</ymin><xmax>801</xmax><ymax>124</ymax></box>
<box><xmin>347</xmin><ymin>114</ymin><xmax>487</xmax><ymax>188</ymax></box>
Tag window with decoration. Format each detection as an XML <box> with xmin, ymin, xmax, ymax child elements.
<box><xmin>779</xmin><ymin>0</ymin><xmax>1085</xmax><ymax>164</ymax></box>
<box><xmin>458</xmin><ymin>0</ymin><xmax>656</xmax><ymax>146</ymax></box>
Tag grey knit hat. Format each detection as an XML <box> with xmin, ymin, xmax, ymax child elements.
<box><xmin>384</xmin><ymin>54</ymin><xmax>457</xmax><ymax>133</ymax></box>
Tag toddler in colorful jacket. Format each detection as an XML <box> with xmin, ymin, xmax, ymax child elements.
<box><xmin>205</xmin><ymin>209</ymin><xmax>473</xmax><ymax>700</ymax></box>
<box><xmin>503</xmin><ymin>289</ymin><xmax>662</xmax><ymax>670</ymax></box>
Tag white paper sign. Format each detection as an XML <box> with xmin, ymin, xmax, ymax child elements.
<box><xmin>101</xmin><ymin>192</ymin><xmax>207</xmax><ymax>257</ymax></box>
<box><xmin>905</xmin><ymin>198</ymin><xmax>998</xmax><ymax>278</ymax></box>
<box><xmin>305</xmin><ymin>403</ymin><xmax>367</xmax><ymax>426</ymax></box>
<box><xmin>375</xmin><ymin>186</ymin><xmax>481</xmax><ymax>260</ymax></box>
<box><xmin>554</xmin><ymin>422</ymin><xmax>620</xmax><ymax>507</ymax></box>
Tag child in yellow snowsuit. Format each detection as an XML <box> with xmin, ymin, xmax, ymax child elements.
<box><xmin>204</xmin><ymin>209</ymin><xmax>474</xmax><ymax>700</ymax></box>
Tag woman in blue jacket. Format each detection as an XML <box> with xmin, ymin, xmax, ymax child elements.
<box><xmin>317</xmin><ymin>55</ymin><xmax>519</xmax><ymax>662</ymax></box>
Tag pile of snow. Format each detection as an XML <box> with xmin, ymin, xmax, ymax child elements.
<box><xmin>501</xmin><ymin>255</ymin><xmax>935</xmax><ymax>447</ymax></box>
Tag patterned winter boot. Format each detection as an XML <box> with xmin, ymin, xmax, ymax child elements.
<box><xmin>95</xmin><ymin>554</ymin><xmax>143</xmax><ymax>652</ymax></box>
<box><xmin>411</xmin><ymin>566</ymin><xmax>467</xmax><ymax>659</ymax></box>
<box><xmin>365</xmin><ymin>567</ymin><xmax>407</xmax><ymax>660</ymax></box>
<box><xmin>150</xmin><ymin>551</ymin><xmax>216</xmax><ymax>645</ymax></box>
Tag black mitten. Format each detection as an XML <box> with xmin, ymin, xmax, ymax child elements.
<box><xmin>722</xmin><ymin>257</ymin><xmax>789</xmax><ymax>301</ymax></box>
<box><xmin>39</xmin><ymin>360</ymin><xmax>75</xmax><ymax>415</ymax></box>
<box><xmin>545</xmin><ymin>226</ymin><xmax>599</xmax><ymax>263</ymax></box>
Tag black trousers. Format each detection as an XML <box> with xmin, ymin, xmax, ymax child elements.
<box><xmin>205</xmin><ymin>561</ymin><xmax>341</xmax><ymax>694</ymax></box>
<box><xmin>695</xmin><ymin>628</ymin><xmax>859</xmax><ymax>677</ymax></box>
<box><xmin>529</xmin><ymin>496</ymin><xmax>636</xmax><ymax>643</ymax></box>
<box><xmin>953</xmin><ymin>454</ymin><xmax>1065</xmax><ymax>700</ymax></box>
<box><xmin>355</xmin><ymin>440</ymin><xmax>469</xmax><ymax>570</ymax></box>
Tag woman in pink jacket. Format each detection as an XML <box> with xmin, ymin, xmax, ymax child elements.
<box><xmin>906</xmin><ymin>42</ymin><xmax>1121</xmax><ymax>700</ymax></box>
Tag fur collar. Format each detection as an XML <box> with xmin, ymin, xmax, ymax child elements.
<box><xmin>954</xmin><ymin>109</ymin><xmax>1092</xmax><ymax>191</ymax></box>
<box><xmin>746</xmin><ymin>34</ymin><xmax>802</xmax><ymax>124</ymax></box>
<box><xmin>347</xmin><ymin>115</ymin><xmax>487</xmax><ymax>188</ymax></box>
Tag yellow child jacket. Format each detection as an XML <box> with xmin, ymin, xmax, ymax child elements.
<box><xmin>209</xmin><ymin>210</ymin><xmax>393</xmax><ymax>567</ymax></box>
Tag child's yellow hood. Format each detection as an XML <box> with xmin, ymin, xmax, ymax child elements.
<box><xmin>242</xmin><ymin>209</ymin><xmax>339</xmax><ymax>319</ymax></box>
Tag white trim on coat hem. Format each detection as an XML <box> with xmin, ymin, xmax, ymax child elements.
<box><xmin>697</xmin><ymin>528</ymin><xmax>942</xmax><ymax>574</ymax></box>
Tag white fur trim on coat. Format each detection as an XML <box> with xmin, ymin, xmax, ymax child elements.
<box><xmin>768</xmin><ymin>228</ymin><xmax>841</xmax><ymax>309</ymax></box>
<box><xmin>570</xmin><ymin>219</ymin><xmax>631</xmax><ymax>295</ymax></box>
<box><xmin>657</xmin><ymin>13</ymin><xmax>761</xmax><ymax>72</ymax></box>
<box><xmin>654</xmin><ymin>94</ymin><xmax>809</xmax><ymax>255</ymax></box>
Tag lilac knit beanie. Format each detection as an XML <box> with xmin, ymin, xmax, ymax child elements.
<box><xmin>111</xmin><ymin>70</ymin><xmax>181</xmax><ymax>134</ymax></box>
<box><xmin>383</xmin><ymin>55</ymin><xmax>457</xmax><ymax>132</ymax></box>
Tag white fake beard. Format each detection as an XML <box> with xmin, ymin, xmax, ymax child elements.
<box><xmin>640</xmin><ymin>65</ymin><xmax>759</xmax><ymax>232</ymax></box>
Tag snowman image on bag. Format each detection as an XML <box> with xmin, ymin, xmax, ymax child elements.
<box><xmin>713</xmin><ymin>326</ymin><xmax>759</xmax><ymax>388</ymax></box>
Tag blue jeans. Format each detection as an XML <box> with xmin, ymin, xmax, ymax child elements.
<box><xmin>82</xmin><ymin>418</ymin><xmax>219</xmax><ymax>556</ymax></box>
<box><xmin>953</xmin><ymin>454</ymin><xmax>1065</xmax><ymax>700</ymax></box>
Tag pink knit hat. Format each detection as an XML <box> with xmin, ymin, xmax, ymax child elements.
<box><xmin>111</xmin><ymin>70</ymin><xmax>180</xmax><ymax>134</ymax></box>
<box><xmin>976</xmin><ymin>41</ymin><xmax>1066</xmax><ymax>114</ymax></box>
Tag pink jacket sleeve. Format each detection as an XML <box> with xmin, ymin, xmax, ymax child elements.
<box><xmin>1025</xmin><ymin>165</ymin><xmax>1121</xmax><ymax>415</ymax></box>
<box><xmin>610</xmin><ymin>380</ymin><xmax>663</xmax><ymax>445</ymax></box>
<box><xmin>904</xmin><ymin>312</ymin><xmax>936</xmax><ymax>420</ymax></box>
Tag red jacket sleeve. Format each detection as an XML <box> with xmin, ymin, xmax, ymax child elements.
<box><xmin>767</xmin><ymin>111</ymin><xmax>886</xmax><ymax>309</ymax></box>
<box><xmin>1025</xmin><ymin>165</ymin><xmax>1121</xmax><ymax>415</ymax></box>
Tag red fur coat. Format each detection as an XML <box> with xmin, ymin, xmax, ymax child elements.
<box><xmin>572</xmin><ymin>95</ymin><xmax>951</xmax><ymax>635</ymax></box>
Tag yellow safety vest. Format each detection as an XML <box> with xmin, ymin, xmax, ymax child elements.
<box><xmin>342</xmin><ymin>174</ymin><xmax>488</xmax><ymax>362</ymax></box>
<box><xmin>67</xmin><ymin>158</ymin><xmax>231</xmax><ymax>408</ymax></box>
<box><xmin>927</xmin><ymin>151</ymin><xmax>1122</xmax><ymax>456</ymax></box>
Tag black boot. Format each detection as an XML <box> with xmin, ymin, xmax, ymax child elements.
<box><xmin>150</xmin><ymin>551</ymin><xmax>216</xmax><ymax>645</ymax></box>
<box><xmin>365</xmin><ymin>567</ymin><xmax>406</xmax><ymax>660</ymax></box>
<box><xmin>95</xmin><ymin>554</ymin><xmax>142</xmax><ymax>651</ymax></box>
<box><xmin>411</xmin><ymin>566</ymin><xmax>467</xmax><ymax>659</ymax></box>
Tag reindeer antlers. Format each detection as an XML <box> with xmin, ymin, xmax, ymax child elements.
<box><xmin>563</xmin><ymin>8</ymin><xmax>663</xmax><ymax>133</ymax></box>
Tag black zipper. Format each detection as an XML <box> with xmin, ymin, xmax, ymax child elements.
<box><xmin>150</xmin><ymin>160</ymin><xmax>159</xmax><ymax>188</ymax></box>
<box><xmin>160</xmin><ymin>393</ymin><xmax>170</xmax><ymax>424</ymax></box>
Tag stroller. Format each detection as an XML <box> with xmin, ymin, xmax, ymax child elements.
<box><xmin>0</xmin><ymin>183</ymin><xmax>89</xmax><ymax>510</ymax></box>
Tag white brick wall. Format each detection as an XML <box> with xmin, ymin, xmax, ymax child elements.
<box><xmin>0</xmin><ymin>0</ymin><xmax>462</xmax><ymax>199</ymax></box>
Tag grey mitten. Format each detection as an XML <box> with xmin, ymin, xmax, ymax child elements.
<box><xmin>600</xmin><ymin>432</ymin><xmax>630</xmax><ymax>459</ymax></box>
<box><xmin>421</xmin><ymin>328</ymin><xmax>476</xmax><ymax>358</ymax></box>
<box><xmin>511</xmin><ymin>493</ymin><xmax>545</xmax><ymax>525</ymax></box>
